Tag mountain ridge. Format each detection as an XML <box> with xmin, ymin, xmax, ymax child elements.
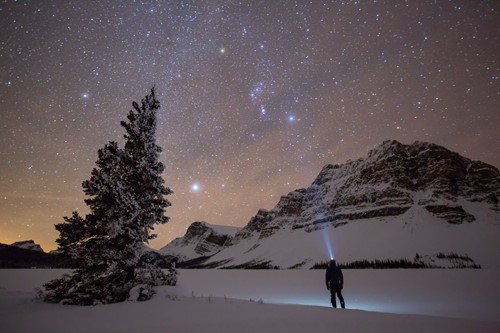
<box><xmin>163</xmin><ymin>140</ymin><xmax>500</xmax><ymax>268</ymax></box>
<box><xmin>10</xmin><ymin>240</ymin><xmax>44</xmax><ymax>252</ymax></box>
<box><xmin>159</xmin><ymin>221</ymin><xmax>240</xmax><ymax>262</ymax></box>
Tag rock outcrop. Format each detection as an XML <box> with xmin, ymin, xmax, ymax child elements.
<box><xmin>159</xmin><ymin>222</ymin><xmax>239</xmax><ymax>261</ymax></box>
<box><xmin>10</xmin><ymin>240</ymin><xmax>44</xmax><ymax>252</ymax></box>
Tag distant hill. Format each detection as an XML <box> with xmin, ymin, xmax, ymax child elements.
<box><xmin>0</xmin><ymin>243</ymin><xmax>76</xmax><ymax>268</ymax></box>
<box><xmin>10</xmin><ymin>240</ymin><xmax>44</xmax><ymax>252</ymax></box>
<box><xmin>0</xmin><ymin>241</ymin><xmax>171</xmax><ymax>269</ymax></box>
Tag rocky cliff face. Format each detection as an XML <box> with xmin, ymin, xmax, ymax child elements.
<box><xmin>158</xmin><ymin>222</ymin><xmax>239</xmax><ymax>261</ymax></box>
<box><xmin>234</xmin><ymin>140</ymin><xmax>499</xmax><ymax>241</ymax></box>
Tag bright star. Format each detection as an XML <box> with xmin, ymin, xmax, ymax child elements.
<box><xmin>288</xmin><ymin>115</ymin><xmax>295</xmax><ymax>122</ymax></box>
<box><xmin>220</xmin><ymin>48</ymin><xmax>226</xmax><ymax>54</ymax></box>
<box><xmin>191</xmin><ymin>183</ymin><xmax>201</xmax><ymax>192</ymax></box>
<box><xmin>260</xmin><ymin>105</ymin><xmax>266</xmax><ymax>115</ymax></box>
<box><xmin>82</xmin><ymin>92</ymin><xmax>89</xmax><ymax>99</ymax></box>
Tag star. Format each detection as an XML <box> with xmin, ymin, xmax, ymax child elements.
<box><xmin>191</xmin><ymin>183</ymin><xmax>201</xmax><ymax>192</ymax></box>
<box><xmin>260</xmin><ymin>105</ymin><xmax>267</xmax><ymax>116</ymax></box>
<box><xmin>250</xmin><ymin>81</ymin><xmax>264</xmax><ymax>101</ymax></box>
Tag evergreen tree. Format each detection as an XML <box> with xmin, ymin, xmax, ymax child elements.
<box><xmin>119</xmin><ymin>87</ymin><xmax>172</xmax><ymax>281</ymax></box>
<box><xmin>42</xmin><ymin>88</ymin><xmax>173</xmax><ymax>305</ymax></box>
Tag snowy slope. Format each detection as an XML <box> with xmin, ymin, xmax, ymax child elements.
<box><xmin>169</xmin><ymin>140</ymin><xmax>500</xmax><ymax>268</ymax></box>
<box><xmin>206</xmin><ymin>200</ymin><xmax>499</xmax><ymax>268</ymax></box>
<box><xmin>1</xmin><ymin>269</ymin><xmax>499</xmax><ymax>332</ymax></box>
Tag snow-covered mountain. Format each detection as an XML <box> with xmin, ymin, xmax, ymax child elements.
<box><xmin>164</xmin><ymin>140</ymin><xmax>500</xmax><ymax>269</ymax></box>
<box><xmin>158</xmin><ymin>221</ymin><xmax>240</xmax><ymax>262</ymax></box>
<box><xmin>10</xmin><ymin>240</ymin><xmax>44</xmax><ymax>252</ymax></box>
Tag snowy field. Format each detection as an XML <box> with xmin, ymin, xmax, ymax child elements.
<box><xmin>1</xmin><ymin>269</ymin><xmax>499</xmax><ymax>333</ymax></box>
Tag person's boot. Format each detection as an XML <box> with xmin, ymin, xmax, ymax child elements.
<box><xmin>340</xmin><ymin>301</ymin><xmax>345</xmax><ymax>309</ymax></box>
<box><xmin>332</xmin><ymin>302</ymin><xmax>337</xmax><ymax>308</ymax></box>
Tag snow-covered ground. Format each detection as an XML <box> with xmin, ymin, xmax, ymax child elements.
<box><xmin>1</xmin><ymin>269</ymin><xmax>499</xmax><ymax>332</ymax></box>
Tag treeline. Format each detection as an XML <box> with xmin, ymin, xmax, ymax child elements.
<box><xmin>311</xmin><ymin>259</ymin><xmax>429</xmax><ymax>269</ymax></box>
<box><xmin>311</xmin><ymin>252</ymin><xmax>481</xmax><ymax>269</ymax></box>
<box><xmin>434</xmin><ymin>252</ymin><xmax>474</xmax><ymax>262</ymax></box>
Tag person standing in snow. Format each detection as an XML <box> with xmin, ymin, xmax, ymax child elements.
<box><xmin>325</xmin><ymin>259</ymin><xmax>345</xmax><ymax>308</ymax></box>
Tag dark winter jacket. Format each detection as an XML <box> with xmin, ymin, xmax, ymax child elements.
<box><xmin>325</xmin><ymin>261</ymin><xmax>343</xmax><ymax>290</ymax></box>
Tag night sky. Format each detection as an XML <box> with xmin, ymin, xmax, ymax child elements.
<box><xmin>0</xmin><ymin>1</ymin><xmax>498</xmax><ymax>252</ymax></box>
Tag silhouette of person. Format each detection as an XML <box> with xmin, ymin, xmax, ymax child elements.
<box><xmin>325</xmin><ymin>259</ymin><xmax>345</xmax><ymax>308</ymax></box>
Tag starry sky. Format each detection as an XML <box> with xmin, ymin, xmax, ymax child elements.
<box><xmin>0</xmin><ymin>1</ymin><xmax>499</xmax><ymax>252</ymax></box>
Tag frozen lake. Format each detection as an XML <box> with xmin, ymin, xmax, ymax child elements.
<box><xmin>1</xmin><ymin>269</ymin><xmax>499</xmax><ymax>332</ymax></box>
<box><xmin>176</xmin><ymin>269</ymin><xmax>500</xmax><ymax>321</ymax></box>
